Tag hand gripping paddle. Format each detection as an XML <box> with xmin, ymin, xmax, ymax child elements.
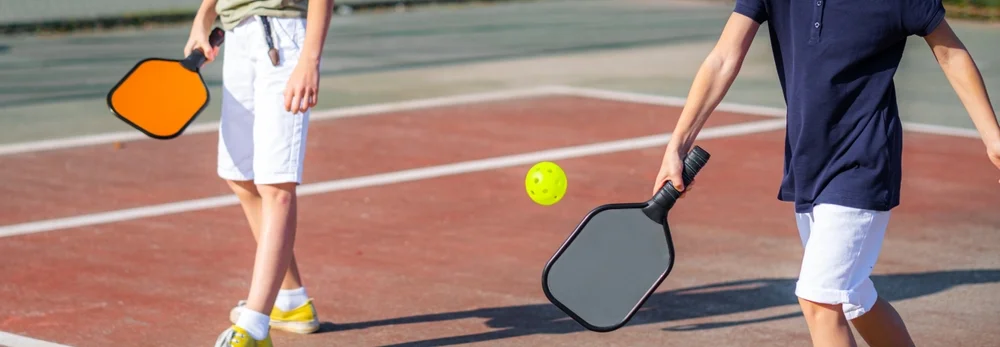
<box><xmin>107</xmin><ymin>28</ymin><xmax>225</xmax><ymax>140</ymax></box>
<box><xmin>541</xmin><ymin>146</ymin><xmax>710</xmax><ymax>332</ymax></box>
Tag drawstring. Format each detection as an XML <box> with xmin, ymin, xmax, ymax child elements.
<box><xmin>260</xmin><ymin>16</ymin><xmax>280</xmax><ymax>66</ymax></box>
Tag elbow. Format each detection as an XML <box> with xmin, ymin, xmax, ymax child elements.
<box><xmin>934</xmin><ymin>44</ymin><xmax>973</xmax><ymax>71</ymax></box>
<box><xmin>704</xmin><ymin>49</ymin><xmax>744</xmax><ymax>82</ymax></box>
<box><xmin>719</xmin><ymin>54</ymin><xmax>743</xmax><ymax>80</ymax></box>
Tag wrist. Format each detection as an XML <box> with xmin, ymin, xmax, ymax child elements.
<box><xmin>298</xmin><ymin>53</ymin><xmax>321</xmax><ymax>67</ymax></box>
<box><xmin>987</xmin><ymin>136</ymin><xmax>1000</xmax><ymax>152</ymax></box>
<box><xmin>666</xmin><ymin>132</ymin><xmax>692</xmax><ymax>155</ymax></box>
<box><xmin>192</xmin><ymin>16</ymin><xmax>215</xmax><ymax>34</ymax></box>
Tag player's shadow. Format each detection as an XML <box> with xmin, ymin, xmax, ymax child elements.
<box><xmin>320</xmin><ymin>269</ymin><xmax>1000</xmax><ymax>346</ymax></box>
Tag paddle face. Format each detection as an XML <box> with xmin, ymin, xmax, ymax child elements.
<box><xmin>107</xmin><ymin>59</ymin><xmax>209</xmax><ymax>139</ymax></box>
<box><xmin>542</xmin><ymin>146</ymin><xmax>710</xmax><ymax>332</ymax></box>
<box><xmin>107</xmin><ymin>27</ymin><xmax>224</xmax><ymax>140</ymax></box>
<box><xmin>542</xmin><ymin>203</ymin><xmax>675</xmax><ymax>332</ymax></box>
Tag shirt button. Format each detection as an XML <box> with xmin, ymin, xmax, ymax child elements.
<box><xmin>816</xmin><ymin>1</ymin><xmax>822</xmax><ymax>5</ymax></box>
<box><xmin>814</xmin><ymin>22</ymin><xmax>821</xmax><ymax>28</ymax></box>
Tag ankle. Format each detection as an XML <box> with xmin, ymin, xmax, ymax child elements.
<box><xmin>275</xmin><ymin>286</ymin><xmax>309</xmax><ymax>311</ymax></box>
<box><xmin>235</xmin><ymin>308</ymin><xmax>270</xmax><ymax>340</ymax></box>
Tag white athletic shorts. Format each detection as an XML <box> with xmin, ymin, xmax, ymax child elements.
<box><xmin>217</xmin><ymin>15</ymin><xmax>310</xmax><ymax>185</ymax></box>
<box><xmin>794</xmin><ymin>203</ymin><xmax>890</xmax><ymax>320</ymax></box>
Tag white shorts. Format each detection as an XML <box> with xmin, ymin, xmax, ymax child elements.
<box><xmin>217</xmin><ymin>15</ymin><xmax>310</xmax><ymax>185</ymax></box>
<box><xmin>795</xmin><ymin>203</ymin><xmax>890</xmax><ymax>320</ymax></box>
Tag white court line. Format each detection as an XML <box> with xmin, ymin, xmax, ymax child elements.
<box><xmin>0</xmin><ymin>119</ymin><xmax>786</xmax><ymax>238</ymax></box>
<box><xmin>0</xmin><ymin>331</ymin><xmax>72</xmax><ymax>347</ymax></box>
<box><xmin>550</xmin><ymin>85</ymin><xmax>983</xmax><ymax>138</ymax></box>
<box><xmin>900</xmin><ymin>122</ymin><xmax>982</xmax><ymax>138</ymax></box>
<box><xmin>548</xmin><ymin>85</ymin><xmax>789</xmax><ymax>117</ymax></box>
<box><xmin>0</xmin><ymin>84</ymin><xmax>983</xmax><ymax>157</ymax></box>
<box><xmin>0</xmin><ymin>86</ymin><xmax>563</xmax><ymax>157</ymax></box>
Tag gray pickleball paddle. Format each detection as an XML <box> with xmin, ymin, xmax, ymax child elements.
<box><xmin>541</xmin><ymin>146</ymin><xmax>710</xmax><ymax>332</ymax></box>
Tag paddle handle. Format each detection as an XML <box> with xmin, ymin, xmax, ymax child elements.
<box><xmin>642</xmin><ymin>146</ymin><xmax>710</xmax><ymax>224</ymax></box>
<box><xmin>181</xmin><ymin>27</ymin><xmax>226</xmax><ymax>72</ymax></box>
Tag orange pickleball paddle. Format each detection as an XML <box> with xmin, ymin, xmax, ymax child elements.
<box><xmin>107</xmin><ymin>28</ymin><xmax>225</xmax><ymax>140</ymax></box>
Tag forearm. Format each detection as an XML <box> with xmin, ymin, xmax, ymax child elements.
<box><xmin>300</xmin><ymin>0</ymin><xmax>334</xmax><ymax>65</ymax></box>
<box><xmin>193</xmin><ymin>0</ymin><xmax>219</xmax><ymax>30</ymax></box>
<box><xmin>667</xmin><ymin>51</ymin><xmax>744</xmax><ymax>154</ymax></box>
<box><xmin>938</xmin><ymin>49</ymin><xmax>1000</xmax><ymax>145</ymax></box>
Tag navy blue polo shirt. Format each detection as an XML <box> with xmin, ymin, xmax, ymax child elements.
<box><xmin>733</xmin><ymin>0</ymin><xmax>945</xmax><ymax>213</ymax></box>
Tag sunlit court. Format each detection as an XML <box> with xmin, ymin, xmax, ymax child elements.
<box><xmin>2</xmin><ymin>0</ymin><xmax>999</xmax><ymax>346</ymax></box>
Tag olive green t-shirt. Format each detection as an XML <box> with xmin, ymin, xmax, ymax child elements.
<box><xmin>216</xmin><ymin>0</ymin><xmax>308</xmax><ymax>30</ymax></box>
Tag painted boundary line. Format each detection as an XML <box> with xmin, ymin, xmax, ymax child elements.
<box><xmin>0</xmin><ymin>331</ymin><xmax>72</xmax><ymax>347</ymax></box>
<box><xmin>0</xmin><ymin>86</ymin><xmax>563</xmax><ymax>157</ymax></box>
<box><xmin>0</xmin><ymin>118</ymin><xmax>786</xmax><ymax>238</ymax></box>
<box><xmin>550</xmin><ymin>85</ymin><xmax>983</xmax><ymax>138</ymax></box>
<box><xmin>547</xmin><ymin>85</ymin><xmax>789</xmax><ymax>117</ymax></box>
<box><xmin>0</xmin><ymin>84</ymin><xmax>983</xmax><ymax>157</ymax></box>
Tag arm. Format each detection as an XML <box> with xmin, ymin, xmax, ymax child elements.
<box><xmin>183</xmin><ymin>0</ymin><xmax>220</xmax><ymax>61</ymax></box>
<box><xmin>193</xmin><ymin>0</ymin><xmax>220</xmax><ymax>34</ymax></box>
<box><xmin>923</xmin><ymin>19</ymin><xmax>1000</xmax><ymax>170</ymax></box>
<box><xmin>666</xmin><ymin>13</ymin><xmax>760</xmax><ymax>156</ymax></box>
<box><xmin>299</xmin><ymin>0</ymin><xmax>334</xmax><ymax>66</ymax></box>
<box><xmin>285</xmin><ymin>0</ymin><xmax>334</xmax><ymax>114</ymax></box>
<box><xmin>652</xmin><ymin>13</ymin><xmax>761</xmax><ymax>194</ymax></box>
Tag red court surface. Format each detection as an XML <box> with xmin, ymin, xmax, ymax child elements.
<box><xmin>1</xmin><ymin>90</ymin><xmax>999</xmax><ymax>347</ymax></box>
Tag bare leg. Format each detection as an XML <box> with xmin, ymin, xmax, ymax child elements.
<box><xmin>227</xmin><ymin>180</ymin><xmax>304</xmax><ymax>290</ymax></box>
<box><xmin>799</xmin><ymin>298</ymin><xmax>858</xmax><ymax>347</ymax></box>
<box><xmin>850</xmin><ymin>297</ymin><xmax>915</xmax><ymax>347</ymax></box>
<box><xmin>240</xmin><ymin>182</ymin><xmax>299</xmax><ymax>315</ymax></box>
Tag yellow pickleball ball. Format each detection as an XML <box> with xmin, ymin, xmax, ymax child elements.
<box><xmin>525</xmin><ymin>161</ymin><xmax>567</xmax><ymax>206</ymax></box>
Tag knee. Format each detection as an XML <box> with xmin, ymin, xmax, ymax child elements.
<box><xmin>227</xmin><ymin>180</ymin><xmax>261</xmax><ymax>200</ymax></box>
<box><xmin>799</xmin><ymin>297</ymin><xmax>847</xmax><ymax>324</ymax></box>
<box><xmin>257</xmin><ymin>183</ymin><xmax>296</xmax><ymax>205</ymax></box>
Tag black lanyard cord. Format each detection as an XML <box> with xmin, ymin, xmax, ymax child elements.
<box><xmin>259</xmin><ymin>16</ymin><xmax>280</xmax><ymax>66</ymax></box>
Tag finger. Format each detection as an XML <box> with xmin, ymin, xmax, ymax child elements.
<box><xmin>300</xmin><ymin>90</ymin><xmax>311</xmax><ymax>110</ymax></box>
<box><xmin>199</xmin><ymin>43</ymin><xmax>214</xmax><ymax>61</ymax></box>
<box><xmin>654</xmin><ymin>178</ymin><xmax>677</xmax><ymax>195</ymax></box>
<box><xmin>290</xmin><ymin>91</ymin><xmax>303</xmax><ymax>114</ymax></box>
<box><xmin>310</xmin><ymin>91</ymin><xmax>319</xmax><ymax>108</ymax></box>
<box><xmin>297</xmin><ymin>89</ymin><xmax>307</xmax><ymax>113</ymax></box>
<box><xmin>208</xmin><ymin>46</ymin><xmax>220</xmax><ymax>61</ymax></box>
<box><xmin>677</xmin><ymin>178</ymin><xmax>697</xmax><ymax>197</ymax></box>
<box><xmin>671</xmin><ymin>178</ymin><xmax>684</xmax><ymax>192</ymax></box>
<box><xmin>284</xmin><ymin>88</ymin><xmax>293</xmax><ymax>112</ymax></box>
<box><xmin>680</xmin><ymin>184</ymin><xmax>694</xmax><ymax>198</ymax></box>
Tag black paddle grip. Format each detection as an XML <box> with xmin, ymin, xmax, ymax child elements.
<box><xmin>642</xmin><ymin>146</ymin><xmax>710</xmax><ymax>225</ymax></box>
<box><xmin>181</xmin><ymin>27</ymin><xmax>226</xmax><ymax>72</ymax></box>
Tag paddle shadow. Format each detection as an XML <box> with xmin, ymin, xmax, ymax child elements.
<box><xmin>322</xmin><ymin>269</ymin><xmax>1000</xmax><ymax>346</ymax></box>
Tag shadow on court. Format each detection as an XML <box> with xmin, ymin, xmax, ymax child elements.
<box><xmin>321</xmin><ymin>269</ymin><xmax>1000</xmax><ymax>346</ymax></box>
